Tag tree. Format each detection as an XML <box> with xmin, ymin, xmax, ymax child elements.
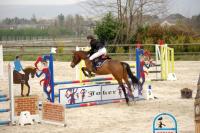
<box><xmin>65</xmin><ymin>15</ymin><xmax>75</xmax><ymax>32</ymax></box>
<box><xmin>86</xmin><ymin>0</ymin><xmax>167</xmax><ymax>43</ymax></box>
<box><xmin>74</xmin><ymin>14</ymin><xmax>85</xmax><ymax>37</ymax></box>
<box><xmin>191</xmin><ymin>14</ymin><xmax>200</xmax><ymax>33</ymax></box>
<box><xmin>2</xmin><ymin>18</ymin><xmax>12</xmax><ymax>25</ymax></box>
<box><xmin>31</xmin><ymin>14</ymin><xmax>37</xmax><ymax>24</ymax></box>
<box><xmin>94</xmin><ymin>12</ymin><xmax>120</xmax><ymax>43</ymax></box>
<box><xmin>57</xmin><ymin>14</ymin><xmax>65</xmax><ymax>27</ymax></box>
<box><xmin>48</xmin><ymin>27</ymin><xmax>59</xmax><ymax>40</ymax></box>
<box><xmin>14</xmin><ymin>17</ymin><xmax>20</xmax><ymax>25</ymax></box>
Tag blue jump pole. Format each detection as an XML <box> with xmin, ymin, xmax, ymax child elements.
<box><xmin>136</xmin><ymin>48</ymin><xmax>140</xmax><ymax>79</ymax></box>
<box><xmin>0</xmin><ymin>109</ymin><xmax>10</xmax><ymax>113</ymax></box>
<box><xmin>0</xmin><ymin>120</ymin><xmax>10</xmax><ymax>125</ymax></box>
<box><xmin>0</xmin><ymin>97</ymin><xmax>9</xmax><ymax>102</ymax></box>
<box><xmin>0</xmin><ymin>94</ymin><xmax>7</xmax><ymax>98</ymax></box>
<box><xmin>136</xmin><ymin>48</ymin><xmax>144</xmax><ymax>80</ymax></box>
<box><xmin>49</xmin><ymin>53</ymin><xmax>55</xmax><ymax>103</ymax></box>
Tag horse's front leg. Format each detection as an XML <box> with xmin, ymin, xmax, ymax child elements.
<box><xmin>21</xmin><ymin>83</ymin><xmax>24</xmax><ymax>97</ymax></box>
<box><xmin>20</xmin><ymin>75</ymin><xmax>26</xmax><ymax>96</ymax></box>
<box><xmin>26</xmin><ymin>82</ymin><xmax>30</xmax><ymax>96</ymax></box>
<box><xmin>81</xmin><ymin>67</ymin><xmax>95</xmax><ymax>78</ymax></box>
<box><xmin>81</xmin><ymin>67</ymin><xmax>89</xmax><ymax>77</ymax></box>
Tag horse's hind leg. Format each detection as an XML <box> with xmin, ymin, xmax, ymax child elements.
<box><xmin>116</xmin><ymin>78</ymin><xmax>129</xmax><ymax>105</ymax></box>
<box><xmin>120</xmin><ymin>83</ymin><xmax>129</xmax><ymax>105</ymax></box>
<box><xmin>124</xmin><ymin>75</ymin><xmax>134</xmax><ymax>101</ymax></box>
<box><xmin>112</xmin><ymin>69</ymin><xmax>129</xmax><ymax>105</ymax></box>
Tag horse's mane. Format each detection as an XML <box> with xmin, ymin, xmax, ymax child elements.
<box><xmin>24</xmin><ymin>66</ymin><xmax>36</xmax><ymax>70</ymax></box>
<box><xmin>75</xmin><ymin>51</ymin><xmax>89</xmax><ymax>59</ymax></box>
<box><xmin>76</xmin><ymin>50</ymin><xmax>88</xmax><ymax>54</ymax></box>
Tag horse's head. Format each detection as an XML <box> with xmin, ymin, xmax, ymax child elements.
<box><xmin>30</xmin><ymin>68</ymin><xmax>37</xmax><ymax>78</ymax></box>
<box><xmin>70</xmin><ymin>51</ymin><xmax>88</xmax><ymax>68</ymax></box>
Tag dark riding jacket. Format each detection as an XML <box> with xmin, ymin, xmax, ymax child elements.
<box><xmin>89</xmin><ymin>39</ymin><xmax>105</xmax><ymax>55</ymax></box>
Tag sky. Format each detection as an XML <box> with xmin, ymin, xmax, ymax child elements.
<box><xmin>0</xmin><ymin>0</ymin><xmax>87</xmax><ymax>5</ymax></box>
<box><xmin>0</xmin><ymin>0</ymin><xmax>199</xmax><ymax>19</ymax></box>
<box><xmin>168</xmin><ymin>0</ymin><xmax>200</xmax><ymax>18</ymax></box>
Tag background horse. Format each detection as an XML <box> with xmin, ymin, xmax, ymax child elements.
<box><xmin>70</xmin><ymin>51</ymin><xmax>141</xmax><ymax>105</ymax></box>
<box><xmin>13</xmin><ymin>66</ymin><xmax>37</xmax><ymax>96</ymax></box>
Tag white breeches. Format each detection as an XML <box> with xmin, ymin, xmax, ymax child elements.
<box><xmin>89</xmin><ymin>47</ymin><xmax>107</xmax><ymax>60</ymax></box>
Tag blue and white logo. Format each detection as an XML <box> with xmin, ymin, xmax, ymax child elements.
<box><xmin>152</xmin><ymin>112</ymin><xmax>178</xmax><ymax>133</ymax></box>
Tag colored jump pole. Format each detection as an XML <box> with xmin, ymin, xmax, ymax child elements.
<box><xmin>0</xmin><ymin>97</ymin><xmax>10</xmax><ymax>102</ymax></box>
<box><xmin>136</xmin><ymin>48</ymin><xmax>140</xmax><ymax>79</ymax></box>
<box><xmin>49</xmin><ymin>53</ymin><xmax>55</xmax><ymax>103</ymax></box>
<box><xmin>0</xmin><ymin>94</ymin><xmax>7</xmax><ymax>98</ymax></box>
<box><xmin>66</xmin><ymin>99</ymin><xmax>125</xmax><ymax>108</ymax></box>
<box><xmin>0</xmin><ymin>109</ymin><xmax>10</xmax><ymax>113</ymax></box>
<box><xmin>0</xmin><ymin>120</ymin><xmax>10</xmax><ymax>125</ymax></box>
<box><xmin>136</xmin><ymin>48</ymin><xmax>144</xmax><ymax>80</ymax></box>
<box><xmin>54</xmin><ymin>77</ymin><xmax>113</xmax><ymax>85</ymax></box>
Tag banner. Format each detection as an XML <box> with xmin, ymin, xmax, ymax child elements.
<box><xmin>59</xmin><ymin>85</ymin><xmax>101</xmax><ymax>105</ymax></box>
<box><xmin>59</xmin><ymin>84</ymin><xmax>139</xmax><ymax>105</ymax></box>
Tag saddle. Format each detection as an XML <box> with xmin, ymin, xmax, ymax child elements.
<box><xmin>93</xmin><ymin>55</ymin><xmax>111</xmax><ymax>68</ymax></box>
<box><xmin>13</xmin><ymin>70</ymin><xmax>25</xmax><ymax>84</ymax></box>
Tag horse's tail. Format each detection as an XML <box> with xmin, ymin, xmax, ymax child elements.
<box><xmin>121</xmin><ymin>62</ymin><xmax>140</xmax><ymax>87</ymax></box>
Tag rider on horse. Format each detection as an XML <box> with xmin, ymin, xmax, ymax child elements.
<box><xmin>87</xmin><ymin>35</ymin><xmax>107</xmax><ymax>70</ymax></box>
<box><xmin>14</xmin><ymin>56</ymin><xmax>24</xmax><ymax>74</ymax></box>
<box><xmin>13</xmin><ymin>56</ymin><xmax>25</xmax><ymax>83</ymax></box>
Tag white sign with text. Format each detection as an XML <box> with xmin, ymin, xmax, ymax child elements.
<box><xmin>59</xmin><ymin>84</ymin><xmax>139</xmax><ymax>105</ymax></box>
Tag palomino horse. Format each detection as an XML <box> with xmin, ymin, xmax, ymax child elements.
<box><xmin>70</xmin><ymin>51</ymin><xmax>141</xmax><ymax>105</ymax></box>
<box><xmin>13</xmin><ymin>66</ymin><xmax>37</xmax><ymax>96</ymax></box>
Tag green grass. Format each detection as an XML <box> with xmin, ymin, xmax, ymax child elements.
<box><xmin>175</xmin><ymin>55</ymin><xmax>200</xmax><ymax>61</ymax></box>
<box><xmin>4</xmin><ymin>54</ymin><xmax>72</xmax><ymax>61</ymax></box>
<box><xmin>4</xmin><ymin>54</ymin><xmax>200</xmax><ymax>61</ymax></box>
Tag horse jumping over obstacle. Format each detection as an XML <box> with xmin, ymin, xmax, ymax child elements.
<box><xmin>70</xmin><ymin>51</ymin><xmax>141</xmax><ymax>105</ymax></box>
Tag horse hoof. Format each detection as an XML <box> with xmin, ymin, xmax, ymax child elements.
<box><xmin>91</xmin><ymin>74</ymin><xmax>95</xmax><ymax>77</ymax></box>
<box><xmin>126</xmin><ymin>102</ymin><xmax>130</xmax><ymax>106</ymax></box>
<box><xmin>125</xmin><ymin>99</ymin><xmax>130</xmax><ymax>106</ymax></box>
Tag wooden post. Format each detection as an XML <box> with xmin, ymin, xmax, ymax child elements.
<box><xmin>195</xmin><ymin>74</ymin><xmax>200</xmax><ymax>133</ymax></box>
